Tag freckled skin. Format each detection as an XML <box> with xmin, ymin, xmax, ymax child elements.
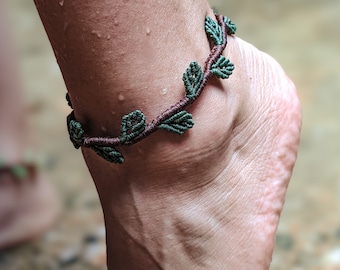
<box><xmin>34</xmin><ymin>0</ymin><xmax>301</xmax><ymax>269</ymax></box>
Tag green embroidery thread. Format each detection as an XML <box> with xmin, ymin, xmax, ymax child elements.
<box><xmin>158</xmin><ymin>111</ymin><xmax>194</xmax><ymax>135</ymax></box>
<box><xmin>205</xmin><ymin>16</ymin><xmax>223</xmax><ymax>45</ymax></box>
<box><xmin>183</xmin><ymin>62</ymin><xmax>204</xmax><ymax>101</ymax></box>
<box><xmin>120</xmin><ymin>110</ymin><xmax>146</xmax><ymax>144</ymax></box>
<box><xmin>67</xmin><ymin>112</ymin><xmax>84</xmax><ymax>149</ymax></box>
<box><xmin>66</xmin><ymin>15</ymin><xmax>236</xmax><ymax>163</ymax></box>
<box><xmin>224</xmin><ymin>17</ymin><xmax>237</xmax><ymax>35</ymax></box>
<box><xmin>90</xmin><ymin>145</ymin><xmax>124</xmax><ymax>164</ymax></box>
<box><xmin>211</xmin><ymin>55</ymin><xmax>235</xmax><ymax>79</ymax></box>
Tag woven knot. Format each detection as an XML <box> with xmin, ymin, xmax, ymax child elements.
<box><xmin>67</xmin><ymin>113</ymin><xmax>84</xmax><ymax>149</ymax></box>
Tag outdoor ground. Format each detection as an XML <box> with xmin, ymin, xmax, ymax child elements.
<box><xmin>1</xmin><ymin>0</ymin><xmax>340</xmax><ymax>269</ymax></box>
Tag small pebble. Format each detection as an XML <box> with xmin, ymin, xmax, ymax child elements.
<box><xmin>58</xmin><ymin>246</ymin><xmax>81</xmax><ymax>267</ymax></box>
<box><xmin>84</xmin><ymin>226</ymin><xmax>105</xmax><ymax>244</ymax></box>
<box><xmin>84</xmin><ymin>243</ymin><xmax>107</xmax><ymax>267</ymax></box>
<box><xmin>95</xmin><ymin>225</ymin><xmax>106</xmax><ymax>239</ymax></box>
<box><xmin>323</xmin><ymin>247</ymin><xmax>340</xmax><ymax>265</ymax></box>
<box><xmin>84</xmin><ymin>234</ymin><xmax>98</xmax><ymax>244</ymax></box>
<box><xmin>312</xmin><ymin>232</ymin><xmax>329</xmax><ymax>244</ymax></box>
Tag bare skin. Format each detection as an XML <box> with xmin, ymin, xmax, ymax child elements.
<box><xmin>34</xmin><ymin>0</ymin><xmax>301</xmax><ymax>269</ymax></box>
<box><xmin>0</xmin><ymin>0</ymin><xmax>59</xmax><ymax>250</ymax></box>
<box><xmin>0</xmin><ymin>0</ymin><xmax>27</xmax><ymax>162</ymax></box>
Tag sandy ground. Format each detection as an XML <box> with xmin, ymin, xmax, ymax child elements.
<box><xmin>1</xmin><ymin>0</ymin><xmax>340</xmax><ymax>269</ymax></box>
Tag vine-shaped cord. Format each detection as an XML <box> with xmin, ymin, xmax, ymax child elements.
<box><xmin>66</xmin><ymin>14</ymin><xmax>236</xmax><ymax>164</ymax></box>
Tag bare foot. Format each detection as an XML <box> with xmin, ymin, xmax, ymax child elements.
<box><xmin>33</xmin><ymin>1</ymin><xmax>301</xmax><ymax>267</ymax></box>
<box><xmin>82</xmin><ymin>36</ymin><xmax>301</xmax><ymax>269</ymax></box>
<box><xmin>0</xmin><ymin>165</ymin><xmax>60</xmax><ymax>250</ymax></box>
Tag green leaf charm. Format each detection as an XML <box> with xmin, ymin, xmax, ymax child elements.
<box><xmin>11</xmin><ymin>165</ymin><xmax>29</xmax><ymax>180</ymax></box>
<box><xmin>68</xmin><ymin>118</ymin><xmax>84</xmax><ymax>149</ymax></box>
<box><xmin>211</xmin><ymin>55</ymin><xmax>234</xmax><ymax>79</ymax></box>
<box><xmin>224</xmin><ymin>16</ymin><xmax>237</xmax><ymax>35</ymax></box>
<box><xmin>205</xmin><ymin>16</ymin><xmax>223</xmax><ymax>45</ymax></box>
<box><xmin>183</xmin><ymin>62</ymin><xmax>204</xmax><ymax>101</ymax></box>
<box><xmin>90</xmin><ymin>145</ymin><xmax>124</xmax><ymax>164</ymax></box>
<box><xmin>64</xmin><ymin>14</ymin><xmax>236</xmax><ymax>165</ymax></box>
<box><xmin>158</xmin><ymin>110</ymin><xmax>194</xmax><ymax>135</ymax></box>
<box><xmin>66</xmin><ymin>93</ymin><xmax>73</xmax><ymax>109</ymax></box>
<box><xmin>120</xmin><ymin>110</ymin><xmax>146</xmax><ymax>143</ymax></box>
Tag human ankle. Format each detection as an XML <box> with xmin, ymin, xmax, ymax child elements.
<box><xmin>67</xmin><ymin>14</ymin><xmax>238</xmax><ymax>165</ymax></box>
<box><xmin>99</xmin><ymin>167</ymin><xmax>275</xmax><ymax>269</ymax></box>
<box><xmin>36</xmin><ymin>0</ymin><xmax>216</xmax><ymax>137</ymax></box>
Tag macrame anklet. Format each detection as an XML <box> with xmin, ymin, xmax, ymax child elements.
<box><xmin>0</xmin><ymin>155</ymin><xmax>37</xmax><ymax>181</ymax></box>
<box><xmin>66</xmin><ymin>14</ymin><xmax>236</xmax><ymax>164</ymax></box>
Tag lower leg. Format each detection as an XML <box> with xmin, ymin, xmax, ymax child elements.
<box><xmin>0</xmin><ymin>0</ymin><xmax>60</xmax><ymax>250</ymax></box>
<box><xmin>34</xmin><ymin>1</ymin><xmax>301</xmax><ymax>269</ymax></box>
<box><xmin>0</xmin><ymin>0</ymin><xmax>28</xmax><ymax>163</ymax></box>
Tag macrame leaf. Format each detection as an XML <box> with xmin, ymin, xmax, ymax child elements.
<box><xmin>68</xmin><ymin>118</ymin><xmax>84</xmax><ymax>149</ymax></box>
<box><xmin>11</xmin><ymin>165</ymin><xmax>29</xmax><ymax>179</ymax></box>
<box><xmin>183</xmin><ymin>62</ymin><xmax>204</xmax><ymax>100</ymax></box>
<box><xmin>205</xmin><ymin>16</ymin><xmax>223</xmax><ymax>45</ymax></box>
<box><xmin>158</xmin><ymin>110</ymin><xmax>194</xmax><ymax>135</ymax></box>
<box><xmin>66</xmin><ymin>93</ymin><xmax>73</xmax><ymax>109</ymax></box>
<box><xmin>120</xmin><ymin>110</ymin><xmax>146</xmax><ymax>143</ymax></box>
<box><xmin>224</xmin><ymin>16</ymin><xmax>237</xmax><ymax>35</ymax></box>
<box><xmin>211</xmin><ymin>55</ymin><xmax>235</xmax><ymax>79</ymax></box>
<box><xmin>90</xmin><ymin>145</ymin><xmax>124</xmax><ymax>164</ymax></box>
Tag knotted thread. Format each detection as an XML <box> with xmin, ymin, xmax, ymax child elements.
<box><xmin>66</xmin><ymin>14</ymin><xmax>236</xmax><ymax>163</ymax></box>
